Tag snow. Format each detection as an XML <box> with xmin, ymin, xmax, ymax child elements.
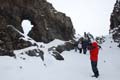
<box><xmin>0</xmin><ymin>35</ymin><xmax>120</xmax><ymax>80</ymax></box>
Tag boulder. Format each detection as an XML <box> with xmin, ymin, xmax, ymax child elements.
<box><xmin>48</xmin><ymin>41</ymin><xmax>75</xmax><ymax>53</ymax></box>
<box><xmin>25</xmin><ymin>48</ymin><xmax>44</xmax><ymax>61</ymax></box>
<box><xmin>48</xmin><ymin>47</ymin><xmax>64</xmax><ymax>60</ymax></box>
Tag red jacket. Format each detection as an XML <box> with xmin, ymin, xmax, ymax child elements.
<box><xmin>89</xmin><ymin>42</ymin><xmax>99</xmax><ymax>62</ymax></box>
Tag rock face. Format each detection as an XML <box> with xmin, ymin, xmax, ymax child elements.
<box><xmin>0</xmin><ymin>0</ymin><xmax>75</xmax><ymax>50</ymax></box>
<box><xmin>110</xmin><ymin>0</ymin><xmax>120</xmax><ymax>42</ymax></box>
<box><xmin>48</xmin><ymin>41</ymin><xmax>75</xmax><ymax>53</ymax></box>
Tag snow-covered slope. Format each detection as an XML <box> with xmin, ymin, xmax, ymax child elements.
<box><xmin>0</xmin><ymin>35</ymin><xmax>120</xmax><ymax>80</ymax></box>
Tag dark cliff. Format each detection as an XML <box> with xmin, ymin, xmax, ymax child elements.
<box><xmin>110</xmin><ymin>0</ymin><xmax>120</xmax><ymax>42</ymax></box>
<box><xmin>0</xmin><ymin>0</ymin><xmax>75</xmax><ymax>50</ymax></box>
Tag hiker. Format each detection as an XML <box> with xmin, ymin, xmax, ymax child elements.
<box><xmin>82</xmin><ymin>38</ymin><xmax>89</xmax><ymax>54</ymax></box>
<box><xmin>78</xmin><ymin>39</ymin><xmax>82</xmax><ymax>53</ymax></box>
<box><xmin>88</xmin><ymin>41</ymin><xmax>99</xmax><ymax>78</ymax></box>
<box><xmin>74</xmin><ymin>39</ymin><xmax>79</xmax><ymax>52</ymax></box>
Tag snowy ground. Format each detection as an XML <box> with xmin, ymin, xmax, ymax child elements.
<box><xmin>0</xmin><ymin>35</ymin><xmax>120</xmax><ymax>80</ymax></box>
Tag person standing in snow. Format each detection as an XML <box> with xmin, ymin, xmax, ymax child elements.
<box><xmin>88</xmin><ymin>41</ymin><xmax>99</xmax><ymax>78</ymax></box>
<box><xmin>82</xmin><ymin>38</ymin><xmax>89</xmax><ymax>54</ymax></box>
<box><xmin>78</xmin><ymin>39</ymin><xmax>82</xmax><ymax>53</ymax></box>
<box><xmin>74</xmin><ymin>39</ymin><xmax>79</xmax><ymax>52</ymax></box>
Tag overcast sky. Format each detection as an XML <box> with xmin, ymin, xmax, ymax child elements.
<box><xmin>47</xmin><ymin>0</ymin><xmax>116</xmax><ymax>37</ymax></box>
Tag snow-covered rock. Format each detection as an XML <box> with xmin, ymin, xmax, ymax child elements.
<box><xmin>0</xmin><ymin>35</ymin><xmax>120</xmax><ymax>80</ymax></box>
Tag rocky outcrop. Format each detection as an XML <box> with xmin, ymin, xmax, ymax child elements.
<box><xmin>0</xmin><ymin>48</ymin><xmax>15</xmax><ymax>57</ymax></box>
<box><xmin>48</xmin><ymin>46</ymin><xmax>64</xmax><ymax>60</ymax></box>
<box><xmin>0</xmin><ymin>0</ymin><xmax>74</xmax><ymax>50</ymax></box>
<box><xmin>48</xmin><ymin>41</ymin><xmax>75</xmax><ymax>53</ymax></box>
<box><xmin>25</xmin><ymin>48</ymin><xmax>44</xmax><ymax>61</ymax></box>
<box><xmin>56</xmin><ymin>41</ymin><xmax>75</xmax><ymax>53</ymax></box>
<box><xmin>110</xmin><ymin>0</ymin><xmax>120</xmax><ymax>42</ymax></box>
<box><xmin>47</xmin><ymin>41</ymin><xmax>75</xmax><ymax>60</ymax></box>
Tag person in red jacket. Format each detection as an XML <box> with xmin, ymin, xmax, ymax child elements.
<box><xmin>88</xmin><ymin>41</ymin><xmax>99</xmax><ymax>78</ymax></box>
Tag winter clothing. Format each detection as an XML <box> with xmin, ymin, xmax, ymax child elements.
<box><xmin>82</xmin><ymin>39</ymin><xmax>89</xmax><ymax>54</ymax></box>
<box><xmin>78</xmin><ymin>41</ymin><xmax>82</xmax><ymax>53</ymax></box>
<box><xmin>91</xmin><ymin>61</ymin><xmax>99</xmax><ymax>78</ymax></box>
<box><xmin>88</xmin><ymin>41</ymin><xmax>99</xmax><ymax>78</ymax></box>
<box><xmin>89</xmin><ymin>41</ymin><xmax>99</xmax><ymax>61</ymax></box>
<box><xmin>83</xmin><ymin>48</ymin><xmax>87</xmax><ymax>54</ymax></box>
<box><xmin>74</xmin><ymin>40</ymin><xmax>79</xmax><ymax>52</ymax></box>
<box><xmin>74</xmin><ymin>38</ymin><xmax>83</xmax><ymax>53</ymax></box>
<box><xmin>78</xmin><ymin>42</ymin><xmax>82</xmax><ymax>49</ymax></box>
<box><xmin>78</xmin><ymin>48</ymin><xmax>82</xmax><ymax>53</ymax></box>
<box><xmin>82</xmin><ymin>39</ymin><xmax>88</xmax><ymax>49</ymax></box>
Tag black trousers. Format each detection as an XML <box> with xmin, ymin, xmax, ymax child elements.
<box><xmin>78</xmin><ymin>48</ymin><xmax>82</xmax><ymax>53</ymax></box>
<box><xmin>91</xmin><ymin>61</ymin><xmax>99</xmax><ymax>77</ymax></box>
<box><xmin>75</xmin><ymin>47</ymin><xmax>82</xmax><ymax>53</ymax></box>
<box><xmin>83</xmin><ymin>48</ymin><xmax>87</xmax><ymax>54</ymax></box>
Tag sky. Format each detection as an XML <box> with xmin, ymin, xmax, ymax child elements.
<box><xmin>22</xmin><ymin>20</ymin><xmax>33</xmax><ymax>35</ymax></box>
<box><xmin>47</xmin><ymin>0</ymin><xmax>116</xmax><ymax>37</ymax></box>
